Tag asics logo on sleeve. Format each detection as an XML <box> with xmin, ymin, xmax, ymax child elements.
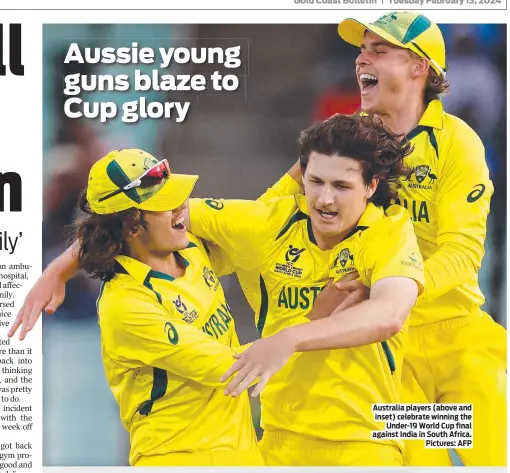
<box><xmin>467</xmin><ymin>184</ymin><xmax>486</xmax><ymax>203</ymax></box>
<box><xmin>205</xmin><ymin>199</ymin><xmax>224</xmax><ymax>210</ymax></box>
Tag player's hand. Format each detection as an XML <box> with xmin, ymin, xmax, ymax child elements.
<box><xmin>308</xmin><ymin>272</ymin><xmax>360</xmax><ymax>320</ymax></box>
<box><xmin>221</xmin><ymin>332</ymin><xmax>297</xmax><ymax>398</ymax></box>
<box><xmin>333</xmin><ymin>276</ymin><xmax>370</xmax><ymax>311</ymax></box>
<box><xmin>8</xmin><ymin>271</ymin><xmax>66</xmax><ymax>340</ymax></box>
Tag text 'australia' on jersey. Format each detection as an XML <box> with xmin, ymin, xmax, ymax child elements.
<box><xmin>396</xmin><ymin>99</ymin><xmax>493</xmax><ymax>325</ymax></box>
<box><xmin>189</xmin><ymin>195</ymin><xmax>423</xmax><ymax>447</ymax></box>
<box><xmin>97</xmin><ymin>235</ymin><xmax>256</xmax><ymax>465</ymax></box>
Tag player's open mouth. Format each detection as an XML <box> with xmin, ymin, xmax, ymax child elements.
<box><xmin>172</xmin><ymin>216</ymin><xmax>186</xmax><ymax>231</ymax></box>
<box><xmin>317</xmin><ymin>209</ymin><xmax>338</xmax><ymax>220</ymax></box>
<box><xmin>359</xmin><ymin>73</ymin><xmax>378</xmax><ymax>92</ymax></box>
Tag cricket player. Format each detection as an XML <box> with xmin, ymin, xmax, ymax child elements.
<box><xmin>183</xmin><ymin>114</ymin><xmax>426</xmax><ymax>466</ymax></box>
<box><xmin>251</xmin><ymin>12</ymin><xmax>506</xmax><ymax>467</ymax></box>
<box><xmin>12</xmin><ymin>115</ymin><xmax>424</xmax><ymax>466</ymax></box>
<box><xmin>340</xmin><ymin>13</ymin><xmax>506</xmax><ymax>467</ymax></box>
<box><xmin>67</xmin><ymin>149</ymin><xmax>263</xmax><ymax>466</ymax></box>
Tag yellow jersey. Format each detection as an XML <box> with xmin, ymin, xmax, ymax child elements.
<box><xmin>396</xmin><ymin>99</ymin><xmax>493</xmax><ymax>325</ymax></box>
<box><xmin>97</xmin><ymin>235</ymin><xmax>257</xmax><ymax>465</ymax></box>
<box><xmin>189</xmin><ymin>196</ymin><xmax>424</xmax><ymax>445</ymax></box>
<box><xmin>267</xmin><ymin>100</ymin><xmax>493</xmax><ymax>326</ymax></box>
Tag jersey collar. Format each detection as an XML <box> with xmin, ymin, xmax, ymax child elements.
<box><xmin>294</xmin><ymin>194</ymin><xmax>319</xmax><ymax>245</ymax></box>
<box><xmin>356</xmin><ymin>202</ymin><xmax>385</xmax><ymax>229</ymax></box>
<box><xmin>114</xmin><ymin>255</ymin><xmax>179</xmax><ymax>286</ymax></box>
<box><xmin>360</xmin><ymin>99</ymin><xmax>444</xmax><ymax>133</ymax></box>
<box><xmin>417</xmin><ymin>99</ymin><xmax>444</xmax><ymax>130</ymax></box>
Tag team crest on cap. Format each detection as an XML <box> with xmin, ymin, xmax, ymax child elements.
<box><xmin>374</xmin><ymin>12</ymin><xmax>398</xmax><ymax>27</ymax></box>
<box><xmin>144</xmin><ymin>156</ymin><xmax>158</xmax><ymax>170</ymax></box>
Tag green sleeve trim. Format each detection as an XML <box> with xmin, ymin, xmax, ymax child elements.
<box><xmin>256</xmin><ymin>275</ymin><xmax>269</xmax><ymax>336</ymax></box>
<box><xmin>381</xmin><ymin>341</ymin><xmax>396</xmax><ymax>374</ymax></box>
<box><xmin>138</xmin><ymin>368</ymin><xmax>168</xmax><ymax>416</ymax></box>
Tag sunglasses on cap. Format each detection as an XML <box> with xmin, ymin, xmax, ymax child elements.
<box><xmin>99</xmin><ymin>159</ymin><xmax>171</xmax><ymax>203</ymax></box>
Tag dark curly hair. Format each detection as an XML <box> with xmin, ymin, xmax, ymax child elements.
<box><xmin>298</xmin><ymin>114</ymin><xmax>413</xmax><ymax>208</ymax></box>
<box><xmin>73</xmin><ymin>192</ymin><xmax>147</xmax><ymax>281</ymax></box>
<box><xmin>425</xmin><ymin>69</ymin><xmax>450</xmax><ymax>103</ymax></box>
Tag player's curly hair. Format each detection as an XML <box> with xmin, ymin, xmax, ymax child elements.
<box><xmin>73</xmin><ymin>192</ymin><xmax>147</xmax><ymax>281</ymax></box>
<box><xmin>298</xmin><ymin>114</ymin><xmax>413</xmax><ymax>208</ymax></box>
<box><xmin>425</xmin><ymin>69</ymin><xmax>450</xmax><ymax>103</ymax></box>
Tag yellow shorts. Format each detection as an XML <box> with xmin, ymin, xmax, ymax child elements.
<box><xmin>259</xmin><ymin>429</ymin><xmax>403</xmax><ymax>466</ymax></box>
<box><xmin>134</xmin><ymin>449</ymin><xmax>264</xmax><ymax>466</ymax></box>
<box><xmin>402</xmin><ymin>311</ymin><xmax>507</xmax><ymax>467</ymax></box>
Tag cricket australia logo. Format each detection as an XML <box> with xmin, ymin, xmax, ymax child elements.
<box><xmin>374</xmin><ymin>12</ymin><xmax>398</xmax><ymax>27</ymax></box>
<box><xmin>332</xmin><ymin>248</ymin><xmax>356</xmax><ymax>275</ymax></box>
<box><xmin>404</xmin><ymin>165</ymin><xmax>436</xmax><ymax>190</ymax></box>
<box><xmin>203</xmin><ymin>266</ymin><xmax>219</xmax><ymax>291</ymax></box>
<box><xmin>173</xmin><ymin>295</ymin><xmax>198</xmax><ymax>323</ymax></box>
<box><xmin>143</xmin><ymin>156</ymin><xmax>158</xmax><ymax>170</ymax></box>
<box><xmin>275</xmin><ymin>245</ymin><xmax>305</xmax><ymax>278</ymax></box>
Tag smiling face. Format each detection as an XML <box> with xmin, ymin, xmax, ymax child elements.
<box><xmin>130</xmin><ymin>202</ymin><xmax>189</xmax><ymax>257</ymax></box>
<box><xmin>303</xmin><ymin>152</ymin><xmax>377</xmax><ymax>250</ymax></box>
<box><xmin>356</xmin><ymin>32</ymin><xmax>424</xmax><ymax>114</ymax></box>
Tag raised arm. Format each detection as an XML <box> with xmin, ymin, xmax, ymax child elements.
<box><xmin>420</xmin><ymin>126</ymin><xmax>492</xmax><ymax>302</ymax></box>
<box><xmin>8</xmin><ymin>242</ymin><xmax>80</xmax><ymax>340</ymax></box>
<box><xmin>257</xmin><ymin>160</ymin><xmax>302</xmax><ymax>203</ymax></box>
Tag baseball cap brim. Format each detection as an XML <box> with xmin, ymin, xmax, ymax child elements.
<box><xmin>89</xmin><ymin>172</ymin><xmax>199</xmax><ymax>215</ymax></box>
<box><xmin>338</xmin><ymin>18</ymin><xmax>408</xmax><ymax>51</ymax></box>
<box><xmin>138</xmin><ymin>173</ymin><xmax>199</xmax><ymax>212</ymax></box>
<box><xmin>338</xmin><ymin>18</ymin><xmax>445</xmax><ymax>76</ymax></box>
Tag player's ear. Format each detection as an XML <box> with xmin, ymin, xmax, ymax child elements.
<box><xmin>411</xmin><ymin>57</ymin><xmax>429</xmax><ymax>78</ymax></box>
<box><xmin>124</xmin><ymin>213</ymin><xmax>143</xmax><ymax>237</ymax></box>
<box><xmin>366</xmin><ymin>177</ymin><xmax>378</xmax><ymax>200</ymax></box>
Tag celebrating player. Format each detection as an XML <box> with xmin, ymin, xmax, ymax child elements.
<box><xmin>183</xmin><ymin>114</ymin><xmax>425</xmax><ymax>466</ymax></box>
<box><xmin>340</xmin><ymin>13</ymin><xmax>505</xmax><ymax>467</ymax></box>
<box><xmin>64</xmin><ymin>149</ymin><xmax>263</xmax><ymax>466</ymax></box>
<box><xmin>260</xmin><ymin>12</ymin><xmax>506</xmax><ymax>467</ymax></box>
<box><xmin>11</xmin><ymin>115</ymin><xmax>424</xmax><ymax>466</ymax></box>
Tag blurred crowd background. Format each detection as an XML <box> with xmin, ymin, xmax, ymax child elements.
<box><xmin>42</xmin><ymin>23</ymin><xmax>506</xmax><ymax>466</ymax></box>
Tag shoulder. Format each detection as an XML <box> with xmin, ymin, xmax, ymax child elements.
<box><xmin>362</xmin><ymin>205</ymin><xmax>414</xmax><ymax>243</ymax></box>
<box><xmin>440</xmin><ymin>112</ymin><xmax>484</xmax><ymax>153</ymax></box>
<box><xmin>98</xmin><ymin>278</ymin><xmax>163</xmax><ymax>327</ymax></box>
<box><xmin>384</xmin><ymin>205</ymin><xmax>414</xmax><ymax>228</ymax></box>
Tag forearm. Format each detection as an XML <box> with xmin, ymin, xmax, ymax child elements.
<box><xmin>285</xmin><ymin>299</ymin><xmax>402</xmax><ymax>351</ymax></box>
<box><xmin>257</xmin><ymin>163</ymin><xmax>302</xmax><ymax>203</ymax></box>
<box><xmin>286</xmin><ymin>160</ymin><xmax>302</xmax><ymax>186</ymax></box>
<box><xmin>421</xmin><ymin>241</ymin><xmax>481</xmax><ymax>302</ymax></box>
<box><xmin>306</xmin><ymin>285</ymin><xmax>349</xmax><ymax>320</ymax></box>
<box><xmin>46</xmin><ymin>242</ymin><xmax>80</xmax><ymax>281</ymax></box>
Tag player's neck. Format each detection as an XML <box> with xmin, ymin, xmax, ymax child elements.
<box><xmin>375</xmin><ymin>96</ymin><xmax>426</xmax><ymax>136</ymax></box>
<box><xmin>134</xmin><ymin>250</ymin><xmax>186</xmax><ymax>278</ymax></box>
<box><xmin>313</xmin><ymin>225</ymin><xmax>357</xmax><ymax>251</ymax></box>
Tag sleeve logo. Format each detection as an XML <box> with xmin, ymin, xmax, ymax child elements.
<box><xmin>205</xmin><ymin>199</ymin><xmax>224</xmax><ymax>210</ymax></box>
<box><xmin>164</xmin><ymin>322</ymin><xmax>179</xmax><ymax>345</ymax></box>
<box><xmin>467</xmin><ymin>184</ymin><xmax>486</xmax><ymax>203</ymax></box>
